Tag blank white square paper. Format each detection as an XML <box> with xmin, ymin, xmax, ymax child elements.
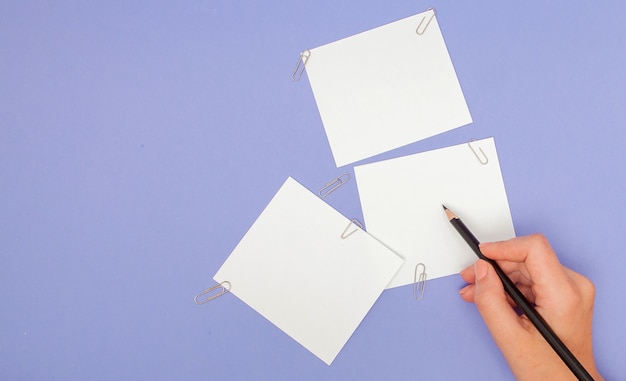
<box><xmin>304</xmin><ymin>9</ymin><xmax>472</xmax><ymax>167</ymax></box>
<box><xmin>214</xmin><ymin>177</ymin><xmax>403</xmax><ymax>364</ymax></box>
<box><xmin>354</xmin><ymin>138</ymin><xmax>515</xmax><ymax>288</ymax></box>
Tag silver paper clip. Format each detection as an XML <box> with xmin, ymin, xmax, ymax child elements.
<box><xmin>413</xmin><ymin>263</ymin><xmax>427</xmax><ymax>300</ymax></box>
<box><xmin>341</xmin><ymin>219</ymin><xmax>363</xmax><ymax>239</ymax></box>
<box><xmin>468</xmin><ymin>139</ymin><xmax>489</xmax><ymax>165</ymax></box>
<box><xmin>291</xmin><ymin>50</ymin><xmax>311</xmax><ymax>82</ymax></box>
<box><xmin>318</xmin><ymin>173</ymin><xmax>350</xmax><ymax>198</ymax></box>
<box><xmin>416</xmin><ymin>8</ymin><xmax>436</xmax><ymax>35</ymax></box>
<box><xmin>194</xmin><ymin>281</ymin><xmax>231</xmax><ymax>305</ymax></box>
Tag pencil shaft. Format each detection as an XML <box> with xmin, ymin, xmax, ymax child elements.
<box><xmin>448</xmin><ymin>215</ymin><xmax>594</xmax><ymax>381</ymax></box>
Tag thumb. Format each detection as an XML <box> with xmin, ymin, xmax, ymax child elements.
<box><xmin>473</xmin><ymin>260</ymin><xmax>524</xmax><ymax>342</ymax></box>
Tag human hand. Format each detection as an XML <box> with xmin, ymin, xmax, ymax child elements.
<box><xmin>459</xmin><ymin>234</ymin><xmax>604</xmax><ymax>381</ymax></box>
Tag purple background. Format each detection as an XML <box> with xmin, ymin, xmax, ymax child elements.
<box><xmin>1</xmin><ymin>1</ymin><xmax>624</xmax><ymax>380</ymax></box>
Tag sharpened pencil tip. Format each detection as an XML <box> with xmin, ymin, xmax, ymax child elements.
<box><xmin>443</xmin><ymin>205</ymin><xmax>456</xmax><ymax>220</ymax></box>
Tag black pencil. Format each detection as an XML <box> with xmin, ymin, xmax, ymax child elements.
<box><xmin>443</xmin><ymin>205</ymin><xmax>594</xmax><ymax>381</ymax></box>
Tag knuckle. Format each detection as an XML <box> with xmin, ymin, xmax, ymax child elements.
<box><xmin>474</xmin><ymin>290</ymin><xmax>500</xmax><ymax>312</ymax></box>
<box><xmin>474</xmin><ymin>296</ymin><xmax>493</xmax><ymax>311</ymax></box>
<box><xmin>528</xmin><ymin>233</ymin><xmax>550</xmax><ymax>249</ymax></box>
<box><xmin>527</xmin><ymin>233</ymin><xmax>557</xmax><ymax>260</ymax></box>
<box><xmin>578</xmin><ymin>276</ymin><xmax>596</xmax><ymax>299</ymax></box>
<box><xmin>561</xmin><ymin>275</ymin><xmax>596</xmax><ymax>311</ymax></box>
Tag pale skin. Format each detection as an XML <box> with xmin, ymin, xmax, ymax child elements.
<box><xmin>459</xmin><ymin>234</ymin><xmax>604</xmax><ymax>381</ymax></box>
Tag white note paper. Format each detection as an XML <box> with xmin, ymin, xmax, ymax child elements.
<box><xmin>214</xmin><ymin>177</ymin><xmax>403</xmax><ymax>365</ymax></box>
<box><xmin>304</xmin><ymin>9</ymin><xmax>472</xmax><ymax>167</ymax></box>
<box><xmin>354</xmin><ymin>138</ymin><xmax>515</xmax><ymax>288</ymax></box>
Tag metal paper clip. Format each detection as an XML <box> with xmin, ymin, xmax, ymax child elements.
<box><xmin>416</xmin><ymin>8</ymin><xmax>436</xmax><ymax>35</ymax></box>
<box><xmin>468</xmin><ymin>139</ymin><xmax>489</xmax><ymax>165</ymax></box>
<box><xmin>291</xmin><ymin>50</ymin><xmax>311</xmax><ymax>82</ymax></box>
<box><xmin>194</xmin><ymin>281</ymin><xmax>231</xmax><ymax>305</ymax></box>
<box><xmin>341</xmin><ymin>219</ymin><xmax>363</xmax><ymax>239</ymax></box>
<box><xmin>413</xmin><ymin>263</ymin><xmax>427</xmax><ymax>300</ymax></box>
<box><xmin>318</xmin><ymin>173</ymin><xmax>350</xmax><ymax>198</ymax></box>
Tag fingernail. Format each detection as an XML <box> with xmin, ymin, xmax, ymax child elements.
<box><xmin>474</xmin><ymin>260</ymin><xmax>488</xmax><ymax>283</ymax></box>
<box><xmin>479</xmin><ymin>242</ymin><xmax>492</xmax><ymax>248</ymax></box>
<box><xmin>459</xmin><ymin>285</ymin><xmax>471</xmax><ymax>295</ymax></box>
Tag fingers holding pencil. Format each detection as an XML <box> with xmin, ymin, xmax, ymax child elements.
<box><xmin>456</xmin><ymin>233</ymin><xmax>603</xmax><ymax>380</ymax></box>
<box><xmin>459</xmin><ymin>262</ymin><xmax>537</xmax><ymax>306</ymax></box>
<box><xmin>446</xmin><ymin>206</ymin><xmax>600</xmax><ymax>380</ymax></box>
<box><xmin>479</xmin><ymin>235</ymin><xmax>567</xmax><ymax>289</ymax></box>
